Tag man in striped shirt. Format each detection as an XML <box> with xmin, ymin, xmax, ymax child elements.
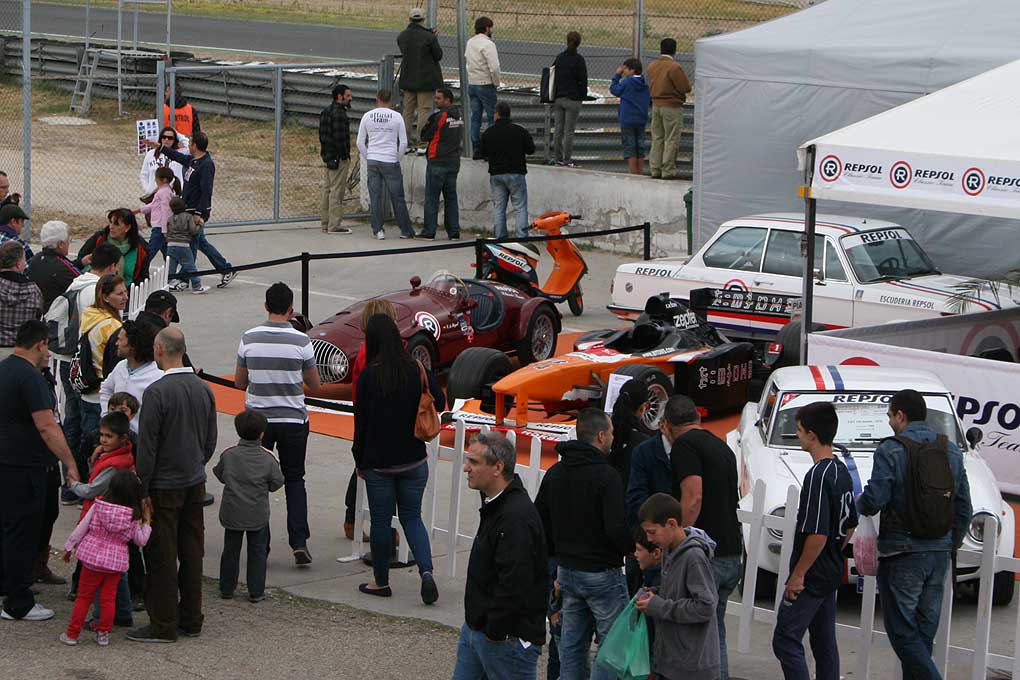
<box><xmin>235</xmin><ymin>283</ymin><xmax>320</xmax><ymax>566</ymax></box>
<box><xmin>772</xmin><ymin>401</ymin><xmax>858</xmax><ymax>680</ymax></box>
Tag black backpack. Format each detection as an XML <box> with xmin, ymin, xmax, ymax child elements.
<box><xmin>68</xmin><ymin>330</ymin><xmax>101</xmax><ymax>395</ymax></box>
<box><xmin>884</xmin><ymin>434</ymin><xmax>955</xmax><ymax>539</ymax></box>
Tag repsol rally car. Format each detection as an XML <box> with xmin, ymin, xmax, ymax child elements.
<box><xmin>610</xmin><ymin>214</ymin><xmax>1019</xmax><ymax>364</ymax></box>
<box><xmin>730</xmin><ymin>365</ymin><xmax>1015</xmax><ymax>605</ymax></box>
<box><xmin>447</xmin><ymin>293</ymin><xmax>757</xmax><ymax>431</ymax></box>
<box><xmin>305</xmin><ymin>271</ymin><xmax>561</xmax><ymax>399</ymax></box>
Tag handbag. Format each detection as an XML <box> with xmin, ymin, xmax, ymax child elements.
<box><xmin>594</xmin><ymin>595</ymin><xmax>651</xmax><ymax>680</ymax></box>
<box><xmin>414</xmin><ymin>360</ymin><xmax>441</xmax><ymax>441</ymax></box>
<box><xmin>540</xmin><ymin>65</ymin><xmax>556</xmax><ymax>104</ymax></box>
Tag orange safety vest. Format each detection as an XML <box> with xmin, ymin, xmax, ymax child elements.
<box><xmin>163</xmin><ymin>102</ymin><xmax>195</xmax><ymax>137</ymax></box>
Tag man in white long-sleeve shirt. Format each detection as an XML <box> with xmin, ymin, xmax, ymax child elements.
<box><xmin>355</xmin><ymin>90</ymin><xmax>414</xmax><ymax>240</ymax></box>
<box><xmin>465</xmin><ymin>16</ymin><xmax>500</xmax><ymax>158</ymax></box>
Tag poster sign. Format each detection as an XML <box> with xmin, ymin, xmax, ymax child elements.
<box><xmin>603</xmin><ymin>373</ymin><xmax>633</xmax><ymax>415</ymax></box>
<box><xmin>136</xmin><ymin>119</ymin><xmax>159</xmax><ymax>156</ymax></box>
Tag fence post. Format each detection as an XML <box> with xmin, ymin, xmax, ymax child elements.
<box><xmin>273</xmin><ymin>67</ymin><xmax>283</xmax><ymax>221</ymax></box>
<box><xmin>632</xmin><ymin>0</ymin><xmax>645</xmax><ymax>59</ymax></box>
<box><xmin>544</xmin><ymin>104</ymin><xmax>552</xmax><ymax>163</ymax></box>
<box><xmin>21</xmin><ymin>0</ymin><xmax>31</xmax><ymax>231</ymax></box>
<box><xmin>456</xmin><ymin>0</ymin><xmax>472</xmax><ymax>159</ymax></box>
<box><xmin>857</xmin><ymin>575</ymin><xmax>878</xmax><ymax>679</ymax></box>
<box><xmin>971</xmin><ymin>516</ymin><xmax>998</xmax><ymax>680</ymax></box>
<box><xmin>738</xmin><ymin>479</ymin><xmax>766</xmax><ymax>654</ymax></box>
<box><xmin>155</xmin><ymin>58</ymin><xmax>166</xmax><ymax>122</ymax></box>
<box><xmin>300</xmin><ymin>252</ymin><xmax>310</xmax><ymax>320</ymax></box>
<box><xmin>426</xmin><ymin>0</ymin><xmax>438</xmax><ymax>29</ymax></box>
<box><xmin>445</xmin><ymin>420</ymin><xmax>468</xmax><ymax>578</ymax></box>
<box><xmin>932</xmin><ymin>565</ymin><xmax>953</xmax><ymax>676</ymax></box>
<box><xmin>773</xmin><ymin>485</ymin><xmax>798</xmax><ymax>613</ymax></box>
<box><xmin>643</xmin><ymin>222</ymin><xmax>652</xmax><ymax>260</ymax></box>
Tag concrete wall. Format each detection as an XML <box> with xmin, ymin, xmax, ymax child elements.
<box><xmin>360</xmin><ymin>157</ymin><xmax>692</xmax><ymax>257</ymax></box>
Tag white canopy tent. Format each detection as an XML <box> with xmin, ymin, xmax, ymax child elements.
<box><xmin>794</xmin><ymin>59</ymin><xmax>1020</xmax><ymax>360</ymax></box>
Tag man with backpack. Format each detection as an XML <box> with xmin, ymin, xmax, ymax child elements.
<box><xmin>46</xmin><ymin>243</ymin><xmax>121</xmax><ymax>505</ymax></box>
<box><xmin>857</xmin><ymin>389</ymin><xmax>972</xmax><ymax>680</ymax></box>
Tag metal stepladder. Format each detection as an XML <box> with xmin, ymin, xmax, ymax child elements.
<box><xmin>70</xmin><ymin>0</ymin><xmax>172</xmax><ymax>117</ymax></box>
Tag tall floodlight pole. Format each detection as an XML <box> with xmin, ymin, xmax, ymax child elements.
<box><xmin>22</xmin><ymin>0</ymin><xmax>32</xmax><ymax>231</ymax></box>
<box><xmin>456</xmin><ymin>0</ymin><xmax>471</xmax><ymax>158</ymax></box>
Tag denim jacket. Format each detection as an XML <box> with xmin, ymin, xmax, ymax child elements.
<box><xmin>857</xmin><ymin>421</ymin><xmax>972</xmax><ymax>556</ymax></box>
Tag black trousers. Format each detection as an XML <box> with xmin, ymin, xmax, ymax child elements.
<box><xmin>37</xmin><ymin>465</ymin><xmax>61</xmax><ymax>552</ymax></box>
<box><xmin>219</xmin><ymin>525</ymin><xmax>270</xmax><ymax>598</ymax></box>
<box><xmin>262</xmin><ymin>422</ymin><xmax>310</xmax><ymax>549</ymax></box>
<box><xmin>0</xmin><ymin>465</ymin><xmax>47</xmax><ymax>618</ymax></box>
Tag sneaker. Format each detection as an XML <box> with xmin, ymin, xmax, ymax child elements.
<box><xmin>399</xmin><ymin>233</ymin><xmax>414</xmax><ymax>239</ymax></box>
<box><xmin>248</xmin><ymin>593</ymin><xmax>266</xmax><ymax>603</ymax></box>
<box><xmin>170</xmin><ymin>281</ymin><xmax>188</xmax><ymax>292</ymax></box>
<box><xmin>328</xmin><ymin>227</ymin><xmax>352</xmax><ymax>234</ymax></box>
<box><xmin>126</xmin><ymin>625</ymin><xmax>175</xmax><ymax>643</ymax></box>
<box><xmin>416</xmin><ymin>232</ymin><xmax>435</xmax><ymax>240</ymax></box>
<box><xmin>220</xmin><ymin>591</ymin><xmax>234</xmax><ymax>599</ymax></box>
<box><xmin>375</xmin><ymin>231</ymin><xmax>386</xmax><ymax>241</ymax></box>
<box><xmin>59</xmin><ymin>632</ymin><xmax>78</xmax><ymax>646</ymax></box>
<box><xmin>190</xmin><ymin>286</ymin><xmax>210</xmax><ymax>295</ymax></box>
<box><xmin>217</xmin><ymin>270</ymin><xmax>237</xmax><ymax>288</ymax></box>
<box><xmin>293</xmin><ymin>547</ymin><xmax>313</xmax><ymax>566</ymax></box>
<box><xmin>96</xmin><ymin>631</ymin><xmax>110</xmax><ymax>646</ymax></box>
<box><xmin>420</xmin><ymin>572</ymin><xmax>439</xmax><ymax>605</ymax></box>
<box><xmin>177</xmin><ymin>625</ymin><xmax>201</xmax><ymax>638</ymax></box>
<box><xmin>1</xmin><ymin>603</ymin><xmax>54</xmax><ymax>621</ymax></box>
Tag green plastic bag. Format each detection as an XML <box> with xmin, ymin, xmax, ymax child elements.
<box><xmin>594</xmin><ymin>595</ymin><xmax>651</xmax><ymax>680</ymax></box>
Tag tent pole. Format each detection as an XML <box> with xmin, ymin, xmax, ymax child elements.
<box><xmin>800</xmin><ymin>145</ymin><xmax>817</xmax><ymax>366</ymax></box>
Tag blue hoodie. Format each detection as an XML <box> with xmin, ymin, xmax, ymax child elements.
<box><xmin>610</xmin><ymin>72</ymin><xmax>651</xmax><ymax>129</ymax></box>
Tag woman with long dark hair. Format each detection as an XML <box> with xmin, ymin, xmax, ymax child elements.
<box><xmin>352</xmin><ymin>314</ymin><xmax>438</xmax><ymax>604</ymax></box>
<box><xmin>608</xmin><ymin>377</ymin><xmax>650</xmax><ymax>492</ymax></box>
<box><xmin>76</xmin><ymin>209</ymin><xmax>149</xmax><ymax>286</ymax></box>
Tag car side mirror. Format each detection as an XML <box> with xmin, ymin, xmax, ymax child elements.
<box><xmin>966</xmin><ymin>427</ymin><xmax>983</xmax><ymax>448</ymax></box>
<box><xmin>814</xmin><ymin>268</ymin><xmax>825</xmax><ymax>284</ymax></box>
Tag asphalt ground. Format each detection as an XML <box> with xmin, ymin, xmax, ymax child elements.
<box><xmin>3</xmin><ymin>220</ymin><xmax>1018</xmax><ymax>678</ymax></box>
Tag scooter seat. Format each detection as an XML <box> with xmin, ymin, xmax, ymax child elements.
<box><xmin>501</xmin><ymin>241</ymin><xmax>541</xmax><ymax>259</ymax></box>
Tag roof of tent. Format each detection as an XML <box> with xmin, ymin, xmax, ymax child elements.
<box><xmin>796</xmin><ymin>60</ymin><xmax>1020</xmax><ymax>219</ymax></box>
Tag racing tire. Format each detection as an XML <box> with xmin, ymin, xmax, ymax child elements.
<box><xmin>567</xmin><ymin>286</ymin><xmax>584</xmax><ymax>316</ymax></box>
<box><xmin>517</xmin><ymin>305</ymin><xmax>558</xmax><ymax>366</ymax></box>
<box><xmin>610</xmin><ymin>365</ymin><xmax>673</xmax><ymax>434</ymax></box>
<box><xmin>447</xmin><ymin>347</ymin><xmax>514</xmax><ymax>412</ymax></box>
<box><xmin>992</xmin><ymin>570</ymin><xmax>1016</xmax><ymax>606</ymax></box>
<box><xmin>775</xmin><ymin>321</ymin><xmax>826</xmax><ymax>368</ymax></box>
<box><xmin>406</xmin><ymin>333</ymin><xmax>438</xmax><ymax>372</ymax></box>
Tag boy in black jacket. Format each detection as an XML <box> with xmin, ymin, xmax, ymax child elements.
<box><xmin>535</xmin><ymin>408</ymin><xmax>633</xmax><ymax>680</ymax></box>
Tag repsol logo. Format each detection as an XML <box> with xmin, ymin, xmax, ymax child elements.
<box><xmin>915</xmin><ymin>169</ymin><xmax>954</xmax><ymax>180</ymax></box>
<box><xmin>988</xmin><ymin>175</ymin><xmax>1020</xmax><ymax>187</ymax></box>
<box><xmin>845</xmin><ymin>164</ymin><xmax>882</xmax><ymax>173</ymax></box>
<box><xmin>832</xmin><ymin>394</ymin><xmax>891</xmax><ymax>404</ymax></box>
<box><xmin>495</xmin><ymin>250</ymin><xmax>529</xmax><ymax>271</ymax></box>
<box><xmin>957</xmin><ymin>397</ymin><xmax>1020</xmax><ymax>430</ymax></box>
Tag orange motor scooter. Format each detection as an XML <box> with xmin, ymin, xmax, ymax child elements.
<box><xmin>475</xmin><ymin>211</ymin><xmax>588</xmax><ymax>316</ymax></box>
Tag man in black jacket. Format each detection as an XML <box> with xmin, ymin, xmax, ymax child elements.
<box><xmin>479</xmin><ymin>102</ymin><xmax>535</xmax><ymax>239</ymax></box>
<box><xmin>26</xmin><ymin>221</ymin><xmax>79</xmax><ymax>312</ymax></box>
<box><xmin>417</xmin><ymin>88</ymin><xmax>463</xmax><ymax>240</ymax></box>
<box><xmin>455</xmin><ymin>432</ymin><xmax>546</xmax><ymax>679</ymax></box>
<box><xmin>318</xmin><ymin>84</ymin><xmax>354</xmax><ymax>235</ymax></box>
<box><xmin>536</xmin><ymin>408</ymin><xmax>633</xmax><ymax>680</ymax></box>
<box><xmin>550</xmin><ymin>31</ymin><xmax>588</xmax><ymax>166</ymax></box>
<box><xmin>397</xmin><ymin>7</ymin><xmax>443</xmax><ymax>146</ymax></box>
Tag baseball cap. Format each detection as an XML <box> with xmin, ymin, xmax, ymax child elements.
<box><xmin>145</xmin><ymin>290</ymin><xmax>181</xmax><ymax>322</ymax></box>
<box><xmin>0</xmin><ymin>203</ymin><xmax>29</xmax><ymax>222</ymax></box>
<box><xmin>409</xmin><ymin>7</ymin><xmax>425</xmax><ymax>20</ymax></box>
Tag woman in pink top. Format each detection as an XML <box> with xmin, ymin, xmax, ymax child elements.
<box><xmin>61</xmin><ymin>470</ymin><xmax>151</xmax><ymax>647</ymax></box>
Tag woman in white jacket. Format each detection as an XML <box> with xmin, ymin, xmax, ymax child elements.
<box><xmin>139</xmin><ymin>126</ymin><xmax>189</xmax><ymax>196</ymax></box>
<box><xmin>99</xmin><ymin>319</ymin><xmax>163</xmax><ymax>431</ymax></box>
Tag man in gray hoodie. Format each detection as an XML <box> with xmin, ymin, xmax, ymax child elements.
<box><xmin>636</xmin><ymin>492</ymin><xmax>720</xmax><ymax>680</ymax></box>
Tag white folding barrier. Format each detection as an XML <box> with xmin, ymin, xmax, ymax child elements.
<box><xmin>126</xmin><ymin>254</ymin><xmax>170</xmax><ymax>320</ymax></box>
<box><xmin>341</xmin><ymin>425</ymin><xmax>1020</xmax><ymax>680</ymax></box>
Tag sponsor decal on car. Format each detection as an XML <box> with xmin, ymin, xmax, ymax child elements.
<box><xmin>878</xmin><ymin>294</ymin><xmax>935</xmax><ymax>310</ymax></box>
<box><xmin>414</xmin><ymin>311</ymin><xmax>442</xmax><ymax>339</ymax></box>
<box><xmin>710</xmin><ymin>289</ymin><xmax>801</xmax><ymax>318</ymax></box>
<box><xmin>634</xmin><ymin>266</ymin><xmax>674</xmax><ymax>277</ymax></box>
<box><xmin>698</xmin><ymin>360</ymin><xmax>753</xmax><ymax>389</ymax></box>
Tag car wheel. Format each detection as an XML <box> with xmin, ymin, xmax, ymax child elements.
<box><xmin>517</xmin><ymin>306</ymin><xmax>558</xmax><ymax>365</ymax></box>
<box><xmin>448</xmin><ymin>347</ymin><xmax>514</xmax><ymax>412</ymax></box>
<box><xmin>992</xmin><ymin>570</ymin><xmax>1016</xmax><ymax>606</ymax></box>
<box><xmin>567</xmin><ymin>286</ymin><xmax>584</xmax><ymax>316</ymax></box>
<box><xmin>775</xmin><ymin>320</ymin><xmax>826</xmax><ymax>367</ymax></box>
<box><xmin>407</xmin><ymin>333</ymin><xmax>437</xmax><ymax>371</ymax></box>
<box><xmin>610</xmin><ymin>365</ymin><xmax>673</xmax><ymax>434</ymax></box>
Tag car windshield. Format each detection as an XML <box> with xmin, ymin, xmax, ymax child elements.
<box><xmin>767</xmin><ymin>391</ymin><xmax>965</xmax><ymax>450</ymax></box>
<box><xmin>422</xmin><ymin>270</ymin><xmax>469</xmax><ymax>301</ymax></box>
<box><xmin>841</xmin><ymin>228</ymin><xmax>939</xmax><ymax>283</ymax></box>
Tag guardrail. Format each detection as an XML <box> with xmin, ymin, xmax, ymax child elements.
<box><xmin>0</xmin><ymin>35</ymin><xmax>694</xmax><ymax>177</ymax></box>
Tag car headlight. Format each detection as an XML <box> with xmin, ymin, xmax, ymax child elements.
<box><xmin>968</xmin><ymin>512</ymin><xmax>1001</xmax><ymax>543</ymax></box>
<box><xmin>767</xmin><ymin>506</ymin><xmax>786</xmax><ymax>540</ymax></box>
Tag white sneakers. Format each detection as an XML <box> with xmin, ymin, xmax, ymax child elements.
<box><xmin>375</xmin><ymin>231</ymin><xmax>386</xmax><ymax>240</ymax></box>
<box><xmin>1</xmin><ymin>603</ymin><xmax>55</xmax><ymax>621</ymax></box>
<box><xmin>191</xmin><ymin>285</ymin><xmax>210</xmax><ymax>295</ymax></box>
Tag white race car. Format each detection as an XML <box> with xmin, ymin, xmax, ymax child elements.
<box><xmin>611</xmin><ymin>214</ymin><xmax>1018</xmax><ymax>361</ymax></box>
<box><xmin>727</xmin><ymin>365</ymin><xmax>1016</xmax><ymax>605</ymax></box>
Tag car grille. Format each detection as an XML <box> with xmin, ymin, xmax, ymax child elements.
<box><xmin>311</xmin><ymin>339</ymin><xmax>349</xmax><ymax>384</ymax></box>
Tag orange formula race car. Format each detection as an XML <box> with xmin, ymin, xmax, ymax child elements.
<box><xmin>447</xmin><ymin>293</ymin><xmax>758</xmax><ymax>431</ymax></box>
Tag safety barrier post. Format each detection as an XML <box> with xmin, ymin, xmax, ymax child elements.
<box><xmin>773</xmin><ymin>485</ymin><xmax>799</xmax><ymax>613</ymax></box>
<box><xmin>737</xmin><ymin>479</ymin><xmax>766</xmax><ymax>654</ymax></box>
<box><xmin>642</xmin><ymin>221</ymin><xmax>652</xmax><ymax>260</ymax></box>
<box><xmin>971</xmin><ymin>515</ymin><xmax>998</xmax><ymax>680</ymax></box>
<box><xmin>300</xmin><ymin>252</ymin><xmax>310</xmax><ymax>320</ymax></box>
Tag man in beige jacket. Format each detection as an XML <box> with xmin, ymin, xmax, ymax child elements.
<box><xmin>465</xmin><ymin>16</ymin><xmax>500</xmax><ymax>159</ymax></box>
<box><xmin>646</xmin><ymin>38</ymin><xmax>691</xmax><ymax>179</ymax></box>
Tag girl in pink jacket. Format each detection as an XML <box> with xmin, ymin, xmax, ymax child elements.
<box><xmin>61</xmin><ymin>470</ymin><xmax>151</xmax><ymax>647</ymax></box>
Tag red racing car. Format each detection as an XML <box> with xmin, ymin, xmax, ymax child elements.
<box><xmin>305</xmin><ymin>271</ymin><xmax>562</xmax><ymax>399</ymax></box>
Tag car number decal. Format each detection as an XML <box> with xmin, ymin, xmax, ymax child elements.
<box><xmin>415</xmin><ymin>311</ymin><xmax>442</xmax><ymax>339</ymax></box>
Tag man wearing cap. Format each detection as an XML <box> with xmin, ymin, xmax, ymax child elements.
<box><xmin>397</xmin><ymin>7</ymin><xmax>443</xmax><ymax>147</ymax></box>
<box><xmin>0</xmin><ymin>203</ymin><xmax>33</xmax><ymax>260</ymax></box>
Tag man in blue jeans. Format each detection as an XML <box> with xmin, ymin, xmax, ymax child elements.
<box><xmin>536</xmin><ymin>408</ymin><xmax>633</xmax><ymax>680</ymax></box>
<box><xmin>858</xmin><ymin>389</ymin><xmax>971</xmax><ymax>680</ymax></box>
<box><xmin>480</xmin><ymin>102</ymin><xmax>535</xmax><ymax>239</ymax></box>
<box><xmin>356</xmin><ymin>89</ymin><xmax>414</xmax><ymax>240</ymax></box>
<box><xmin>417</xmin><ymin>88</ymin><xmax>463</xmax><ymax>240</ymax></box>
<box><xmin>465</xmin><ymin>16</ymin><xmax>499</xmax><ymax>158</ymax></box>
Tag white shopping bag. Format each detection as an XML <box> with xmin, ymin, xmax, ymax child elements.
<box><xmin>853</xmin><ymin>514</ymin><xmax>880</xmax><ymax>577</ymax></box>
